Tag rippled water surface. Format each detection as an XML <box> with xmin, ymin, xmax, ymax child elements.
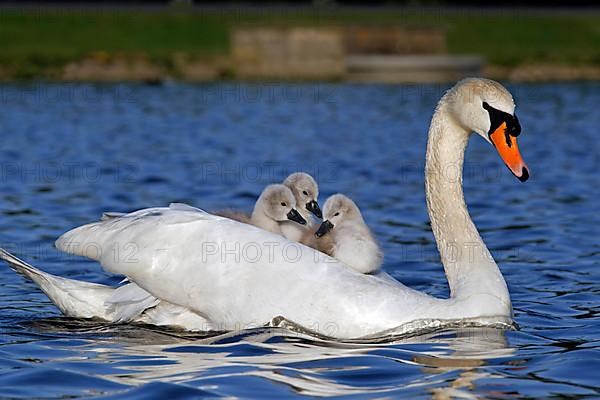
<box><xmin>0</xmin><ymin>82</ymin><xmax>598</xmax><ymax>398</ymax></box>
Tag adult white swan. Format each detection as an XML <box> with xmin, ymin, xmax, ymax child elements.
<box><xmin>1</xmin><ymin>78</ymin><xmax>529</xmax><ymax>339</ymax></box>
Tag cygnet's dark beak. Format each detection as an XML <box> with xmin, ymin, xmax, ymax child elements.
<box><xmin>306</xmin><ymin>200</ymin><xmax>322</xmax><ymax>219</ymax></box>
<box><xmin>287</xmin><ymin>208</ymin><xmax>307</xmax><ymax>225</ymax></box>
<box><xmin>315</xmin><ymin>220</ymin><xmax>334</xmax><ymax>237</ymax></box>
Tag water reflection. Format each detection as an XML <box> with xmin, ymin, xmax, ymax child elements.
<box><xmin>22</xmin><ymin>319</ymin><xmax>516</xmax><ymax>397</ymax></box>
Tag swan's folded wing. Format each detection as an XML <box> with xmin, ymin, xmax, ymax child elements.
<box><xmin>212</xmin><ymin>209</ymin><xmax>251</xmax><ymax>223</ymax></box>
<box><xmin>54</xmin><ymin>205</ymin><xmax>432</xmax><ymax>338</ymax></box>
<box><xmin>105</xmin><ymin>283</ymin><xmax>160</xmax><ymax>322</ymax></box>
<box><xmin>53</xmin><ymin>206</ymin><xmax>303</xmax><ymax>321</ymax></box>
<box><xmin>168</xmin><ymin>202</ymin><xmax>207</xmax><ymax>213</ymax></box>
<box><xmin>138</xmin><ymin>302</ymin><xmax>214</xmax><ymax>331</ymax></box>
<box><xmin>54</xmin><ymin>205</ymin><xmax>249</xmax><ymax>275</ymax></box>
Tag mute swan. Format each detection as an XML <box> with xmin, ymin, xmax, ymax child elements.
<box><xmin>1</xmin><ymin>78</ymin><xmax>529</xmax><ymax>339</ymax></box>
<box><xmin>307</xmin><ymin>194</ymin><xmax>383</xmax><ymax>274</ymax></box>
<box><xmin>280</xmin><ymin>172</ymin><xmax>322</xmax><ymax>242</ymax></box>
<box><xmin>216</xmin><ymin>184</ymin><xmax>306</xmax><ymax>235</ymax></box>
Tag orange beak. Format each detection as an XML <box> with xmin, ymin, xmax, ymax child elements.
<box><xmin>489</xmin><ymin>122</ymin><xmax>529</xmax><ymax>182</ymax></box>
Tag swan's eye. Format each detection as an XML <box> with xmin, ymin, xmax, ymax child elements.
<box><xmin>302</xmin><ymin>190</ymin><xmax>308</xmax><ymax>196</ymax></box>
<box><xmin>334</xmin><ymin>212</ymin><xmax>340</xmax><ymax>216</ymax></box>
<box><xmin>508</xmin><ymin>114</ymin><xmax>521</xmax><ymax>136</ymax></box>
<box><xmin>281</xmin><ymin>202</ymin><xmax>287</xmax><ymax>207</ymax></box>
<box><xmin>483</xmin><ymin>101</ymin><xmax>520</xmax><ymax>139</ymax></box>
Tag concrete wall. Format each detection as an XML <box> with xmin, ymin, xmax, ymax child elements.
<box><xmin>232</xmin><ymin>27</ymin><xmax>345</xmax><ymax>79</ymax></box>
<box><xmin>343</xmin><ymin>26</ymin><xmax>446</xmax><ymax>55</ymax></box>
<box><xmin>231</xmin><ymin>25</ymin><xmax>454</xmax><ymax>81</ymax></box>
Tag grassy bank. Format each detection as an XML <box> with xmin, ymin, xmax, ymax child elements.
<box><xmin>1</xmin><ymin>6</ymin><xmax>599</xmax><ymax>79</ymax></box>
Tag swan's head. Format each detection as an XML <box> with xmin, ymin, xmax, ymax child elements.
<box><xmin>258</xmin><ymin>184</ymin><xmax>307</xmax><ymax>225</ymax></box>
<box><xmin>447</xmin><ymin>78</ymin><xmax>529</xmax><ymax>182</ymax></box>
<box><xmin>283</xmin><ymin>172</ymin><xmax>322</xmax><ymax>219</ymax></box>
<box><xmin>315</xmin><ymin>194</ymin><xmax>363</xmax><ymax>237</ymax></box>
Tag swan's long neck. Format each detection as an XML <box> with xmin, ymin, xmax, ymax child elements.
<box><xmin>425</xmin><ymin>102</ymin><xmax>510</xmax><ymax>307</ymax></box>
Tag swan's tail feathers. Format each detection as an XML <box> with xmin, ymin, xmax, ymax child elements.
<box><xmin>0</xmin><ymin>248</ymin><xmax>114</xmax><ymax>319</ymax></box>
<box><xmin>0</xmin><ymin>249</ymin><xmax>201</xmax><ymax>327</ymax></box>
<box><xmin>0</xmin><ymin>248</ymin><xmax>46</xmax><ymax>285</ymax></box>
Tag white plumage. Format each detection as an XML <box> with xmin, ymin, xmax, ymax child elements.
<box><xmin>1</xmin><ymin>78</ymin><xmax>525</xmax><ymax>339</ymax></box>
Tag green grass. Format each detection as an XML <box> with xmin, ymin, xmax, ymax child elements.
<box><xmin>0</xmin><ymin>7</ymin><xmax>598</xmax><ymax>77</ymax></box>
<box><xmin>325</xmin><ymin>10</ymin><xmax>600</xmax><ymax>66</ymax></box>
<box><xmin>0</xmin><ymin>10</ymin><xmax>229</xmax><ymax>73</ymax></box>
<box><xmin>445</xmin><ymin>14</ymin><xmax>600</xmax><ymax>66</ymax></box>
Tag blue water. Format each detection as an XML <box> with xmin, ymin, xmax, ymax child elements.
<box><xmin>0</xmin><ymin>82</ymin><xmax>598</xmax><ymax>398</ymax></box>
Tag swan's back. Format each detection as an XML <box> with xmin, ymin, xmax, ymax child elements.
<box><xmin>212</xmin><ymin>209</ymin><xmax>251</xmax><ymax>224</ymax></box>
<box><xmin>55</xmin><ymin>204</ymin><xmax>435</xmax><ymax>338</ymax></box>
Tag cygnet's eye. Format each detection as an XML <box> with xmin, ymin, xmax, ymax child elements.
<box><xmin>302</xmin><ymin>190</ymin><xmax>308</xmax><ymax>196</ymax></box>
<box><xmin>281</xmin><ymin>202</ymin><xmax>287</xmax><ymax>207</ymax></box>
<box><xmin>334</xmin><ymin>212</ymin><xmax>340</xmax><ymax>216</ymax></box>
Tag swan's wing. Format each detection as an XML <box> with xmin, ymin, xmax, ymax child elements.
<box><xmin>55</xmin><ymin>205</ymin><xmax>434</xmax><ymax>338</ymax></box>
<box><xmin>212</xmin><ymin>209</ymin><xmax>251</xmax><ymax>223</ymax></box>
<box><xmin>168</xmin><ymin>202</ymin><xmax>207</xmax><ymax>213</ymax></box>
<box><xmin>105</xmin><ymin>283</ymin><xmax>160</xmax><ymax>322</ymax></box>
<box><xmin>55</xmin><ymin>204</ymin><xmax>239</xmax><ymax>275</ymax></box>
<box><xmin>138</xmin><ymin>301</ymin><xmax>214</xmax><ymax>331</ymax></box>
<box><xmin>176</xmin><ymin>203</ymin><xmax>259</xmax><ymax>228</ymax></box>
